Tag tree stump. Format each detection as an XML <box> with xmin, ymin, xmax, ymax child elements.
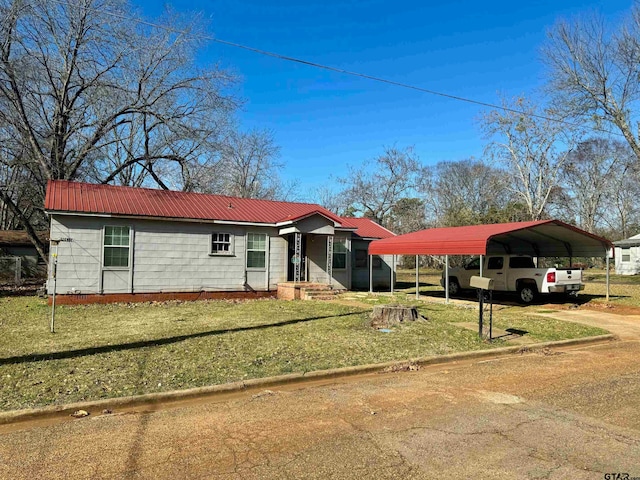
<box><xmin>370</xmin><ymin>304</ymin><xmax>426</xmax><ymax>329</ymax></box>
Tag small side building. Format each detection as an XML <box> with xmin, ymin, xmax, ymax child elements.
<box><xmin>614</xmin><ymin>234</ymin><xmax>640</xmax><ymax>275</ymax></box>
<box><xmin>0</xmin><ymin>230</ymin><xmax>49</xmax><ymax>281</ymax></box>
<box><xmin>44</xmin><ymin>180</ymin><xmax>396</xmax><ymax>303</ymax></box>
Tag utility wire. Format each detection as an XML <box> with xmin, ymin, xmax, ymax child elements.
<box><xmin>47</xmin><ymin>0</ymin><xmax>621</xmax><ymax>136</ymax></box>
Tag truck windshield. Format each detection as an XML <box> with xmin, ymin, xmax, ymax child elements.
<box><xmin>509</xmin><ymin>257</ymin><xmax>535</xmax><ymax>268</ymax></box>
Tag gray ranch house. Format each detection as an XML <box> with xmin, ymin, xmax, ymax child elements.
<box><xmin>614</xmin><ymin>234</ymin><xmax>640</xmax><ymax>275</ymax></box>
<box><xmin>45</xmin><ymin>181</ymin><xmax>395</xmax><ymax>303</ymax></box>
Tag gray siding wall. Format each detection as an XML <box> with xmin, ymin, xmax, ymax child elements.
<box><xmin>351</xmin><ymin>239</ymin><xmax>394</xmax><ymax>290</ymax></box>
<box><xmin>293</xmin><ymin>215</ymin><xmax>334</xmax><ymax>235</ymax></box>
<box><xmin>306</xmin><ymin>233</ymin><xmax>350</xmax><ymax>289</ymax></box>
<box><xmin>48</xmin><ymin>215</ymin><xmax>286</xmax><ymax>294</ymax></box>
<box><xmin>269</xmin><ymin>234</ymin><xmax>287</xmax><ymax>289</ymax></box>
<box><xmin>615</xmin><ymin>246</ymin><xmax>640</xmax><ymax>275</ymax></box>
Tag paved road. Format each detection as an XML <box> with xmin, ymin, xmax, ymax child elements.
<box><xmin>1</xmin><ymin>313</ymin><xmax>640</xmax><ymax>479</ymax></box>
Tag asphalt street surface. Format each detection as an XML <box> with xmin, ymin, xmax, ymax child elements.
<box><xmin>1</xmin><ymin>309</ymin><xmax>639</xmax><ymax>479</ymax></box>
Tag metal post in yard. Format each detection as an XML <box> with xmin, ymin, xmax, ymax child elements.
<box><xmin>479</xmin><ymin>255</ymin><xmax>483</xmax><ymax>277</ymax></box>
<box><xmin>489</xmin><ymin>289</ymin><xmax>493</xmax><ymax>341</ymax></box>
<box><xmin>369</xmin><ymin>255</ymin><xmax>373</xmax><ymax>293</ymax></box>
<box><xmin>478</xmin><ymin>287</ymin><xmax>484</xmax><ymax>339</ymax></box>
<box><xmin>445</xmin><ymin>255</ymin><xmax>449</xmax><ymax>305</ymax></box>
<box><xmin>606</xmin><ymin>250</ymin><xmax>610</xmax><ymax>302</ymax></box>
<box><xmin>50</xmin><ymin>241</ymin><xmax>59</xmax><ymax>334</ymax></box>
<box><xmin>415</xmin><ymin>255</ymin><xmax>419</xmax><ymax>299</ymax></box>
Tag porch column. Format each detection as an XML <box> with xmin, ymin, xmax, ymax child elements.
<box><xmin>294</xmin><ymin>232</ymin><xmax>302</xmax><ymax>283</ymax></box>
<box><xmin>326</xmin><ymin>235</ymin><xmax>334</xmax><ymax>286</ymax></box>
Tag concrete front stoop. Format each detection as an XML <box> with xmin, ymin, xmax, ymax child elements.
<box><xmin>277</xmin><ymin>282</ymin><xmax>343</xmax><ymax>301</ymax></box>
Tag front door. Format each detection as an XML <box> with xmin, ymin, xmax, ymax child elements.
<box><xmin>287</xmin><ymin>234</ymin><xmax>307</xmax><ymax>281</ymax></box>
<box><xmin>486</xmin><ymin>256</ymin><xmax>506</xmax><ymax>290</ymax></box>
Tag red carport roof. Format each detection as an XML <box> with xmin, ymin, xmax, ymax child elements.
<box><xmin>368</xmin><ymin>220</ymin><xmax>613</xmax><ymax>257</ymax></box>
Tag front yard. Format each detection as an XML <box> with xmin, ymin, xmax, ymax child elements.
<box><xmin>0</xmin><ymin>295</ymin><xmax>607</xmax><ymax>411</ymax></box>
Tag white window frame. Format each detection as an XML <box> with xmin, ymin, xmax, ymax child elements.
<box><xmin>332</xmin><ymin>237</ymin><xmax>348</xmax><ymax>270</ymax></box>
<box><xmin>103</xmin><ymin>225</ymin><xmax>131</xmax><ymax>269</ymax></box>
<box><xmin>210</xmin><ymin>232</ymin><xmax>234</xmax><ymax>256</ymax></box>
<box><xmin>621</xmin><ymin>247</ymin><xmax>631</xmax><ymax>263</ymax></box>
<box><xmin>246</xmin><ymin>232</ymin><xmax>267</xmax><ymax>270</ymax></box>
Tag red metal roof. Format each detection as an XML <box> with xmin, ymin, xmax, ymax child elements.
<box><xmin>44</xmin><ymin>181</ymin><xmax>393</xmax><ymax>239</ymax></box>
<box><xmin>341</xmin><ymin>217</ymin><xmax>395</xmax><ymax>240</ymax></box>
<box><xmin>369</xmin><ymin>220</ymin><xmax>613</xmax><ymax>257</ymax></box>
<box><xmin>45</xmin><ymin>180</ymin><xmax>344</xmax><ymax>225</ymax></box>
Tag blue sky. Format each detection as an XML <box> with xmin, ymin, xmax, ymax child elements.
<box><xmin>135</xmin><ymin>0</ymin><xmax>632</xmax><ymax>199</ymax></box>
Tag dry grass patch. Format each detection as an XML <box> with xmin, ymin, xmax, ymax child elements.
<box><xmin>0</xmin><ymin>295</ymin><xmax>608</xmax><ymax>411</ymax></box>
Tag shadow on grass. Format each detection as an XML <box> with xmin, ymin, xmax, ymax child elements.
<box><xmin>395</xmin><ymin>281</ymin><xmax>439</xmax><ymax>290</ymax></box>
<box><xmin>0</xmin><ymin>310</ymin><xmax>367</xmax><ymax>366</ymax></box>
<box><xmin>414</xmin><ymin>288</ymin><xmax>625</xmax><ymax>308</ymax></box>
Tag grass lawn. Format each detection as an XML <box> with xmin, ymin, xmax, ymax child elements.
<box><xmin>0</xmin><ymin>295</ymin><xmax>607</xmax><ymax>412</ymax></box>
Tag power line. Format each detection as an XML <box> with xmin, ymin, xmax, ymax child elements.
<box><xmin>46</xmin><ymin>0</ymin><xmax>621</xmax><ymax>136</ymax></box>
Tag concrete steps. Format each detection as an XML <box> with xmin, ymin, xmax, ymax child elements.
<box><xmin>302</xmin><ymin>285</ymin><xmax>341</xmax><ymax>301</ymax></box>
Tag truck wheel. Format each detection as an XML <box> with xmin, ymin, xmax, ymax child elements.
<box><xmin>517</xmin><ymin>284</ymin><xmax>537</xmax><ymax>304</ymax></box>
<box><xmin>448</xmin><ymin>278</ymin><xmax>460</xmax><ymax>297</ymax></box>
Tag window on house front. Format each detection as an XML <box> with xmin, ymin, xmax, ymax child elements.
<box><xmin>354</xmin><ymin>249</ymin><xmax>368</xmax><ymax>269</ymax></box>
<box><xmin>333</xmin><ymin>238</ymin><xmax>347</xmax><ymax>269</ymax></box>
<box><xmin>104</xmin><ymin>226</ymin><xmax>130</xmax><ymax>267</ymax></box>
<box><xmin>622</xmin><ymin>248</ymin><xmax>631</xmax><ymax>262</ymax></box>
<box><xmin>247</xmin><ymin>233</ymin><xmax>266</xmax><ymax>269</ymax></box>
<box><xmin>211</xmin><ymin>232</ymin><xmax>233</xmax><ymax>255</ymax></box>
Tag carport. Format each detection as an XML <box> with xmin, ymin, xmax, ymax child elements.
<box><xmin>368</xmin><ymin>219</ymin><xmax>614</xmax><ymax>303</ymax></box>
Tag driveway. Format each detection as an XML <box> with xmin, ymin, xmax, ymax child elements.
<box><xmin>536</xmin><ymin>309</ymin><xmax>640</xmax><ymax>340</ymax></box>
<box><xmin>1</xmin><ymin>325</ymin><xmax>639</xmax><ymax>479</ymax></box>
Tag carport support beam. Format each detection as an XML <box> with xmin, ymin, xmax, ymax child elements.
<box><xmin>445</xmin><ymin>255</ymin><xmax>449</xmax><ymax>305</ymax></box>
<box><xmin>369</xmin><ymin>255</ymin><xmax>373</xmax><ymax>293</ymax></box>
<box><xmin>415</xmin><ymin>255</ymin><xmax>419</xmax><ymax>299</ymax></box>
<box><xmin>391</xmin><ymin>255</ymin><xmax>395</xmax><ymax>294</ymax></box>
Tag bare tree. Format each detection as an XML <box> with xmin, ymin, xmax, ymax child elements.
<box><xmin>556</xmin><ymin>138</ymin><xmax>631</xmax><ymax>233</ymax></box>
<box><xmin>221</xmin><ymin>129</ymin><xmax>282</xmax><ymax>198</ymax></box>
<box><xmin>482</xmin><ymin>97</ymin><xmax>577</xmax><ymax>220</ymax></box>
<box><xmin>543</xmin><ymin>8</ymin><xmax>640</xmax><ymax>160</ymax></box>
<box><xmin>605</xmin><ymin>163</ymin><xmax>640</xmax><ymax>239</ymax></box>
<box><xmin>338</xmin><ymin>145</ymin><xmax>425</xmax><ymax>227</ymax></box>
<box><xmin>308</xmin><ymin>186</ymin><xmax>349</xmax><ymax>215</ymax></box>
<box><xmin>387</xmin><ymin>197</ymin><xmax>427</xmax><ymax>234</ymax></box>
<box><xmin>425</xmin><ymin>158</ymin><xmax>516</xmax><ymax>226</ymax></box>
<box><xmin>0</xmin><ymin>0</ymin><xmax>238</xmax><ymax>261</ymax></box>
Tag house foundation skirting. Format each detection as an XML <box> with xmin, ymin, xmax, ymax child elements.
<box><xmin>48</xmin><ymin>290</ymin><xmax>276</xmax><ymax>305</ymax></box>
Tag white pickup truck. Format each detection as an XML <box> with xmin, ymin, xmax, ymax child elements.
<box><xmin>441</xmin><ymin>255</ymin><xmax>585</xmax><ymax>304</ymax></box>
